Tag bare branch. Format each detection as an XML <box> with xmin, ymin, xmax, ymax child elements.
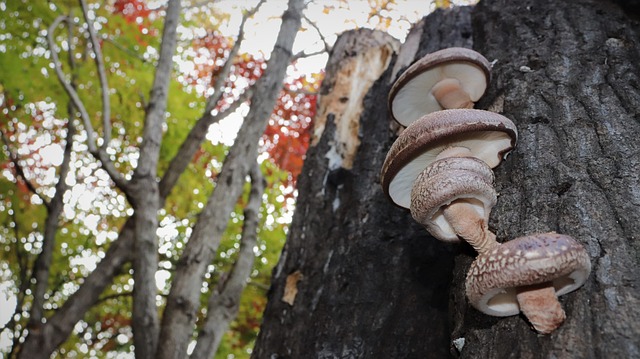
<box><xmin>204</xmin><ymin>0</ymin><xmax>266</xmax><ymax>114</ymax></box>
<box><xmin>102</xmin><ymin>36</ymin><xmax>150</xmax><ymax>64</ymax></box>
<box><xmin>159</xmin><ymin>87</ymin><xmax>253</xmax><ymax>199</ymax></box>
<box><xmin>46</xmin><ymin>15</ymin><xmax>97</xmax><ymax>153</ymax></box>
<box><xmin>292</xmin><ymin>48</ymin><xmax>326</xmax><ymax>61</ymax></box>
<box><xmin>190</xmin><ymin>162</ymin><xmax>264</xmax><ymax>359</ymax></box>
<box><xmin>302</xmin><ymin>13</ymin><xmax>331</xmax><ymax>53</ymax></box>
<box><xmin>156</xmin><ymin>0</ymin><xmax>305</xmax><ymax>356</ymax></box>
<box><xmin>47</xmin><ymin>15</ymin><xmax>129</xmax><ymax>193</ymax></box>
<box><xmin>80</xmin><ymin>0</ymin><xmax>111</xmax><ymax>147</ymax></box>
<box><xmin>0</xmin><ymin>131</ymin><xmax>49</xmax><ymax>205</ymax></box>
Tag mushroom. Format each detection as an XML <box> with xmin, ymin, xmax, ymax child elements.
<box><xmin>465</xmin><ymin>232</ymin><xmax>591</xmax><ymax>334</ymax></box>
<box><xmin>380</xmin><ymin>109</ymin><xmax>517</xmax><ymax>209</ymax></box>
<box><xmin>410</xmin><ymin>156</ymin><xmax>497</xmax><ymax>247</ymax></box>
<box><xmin>389</xmin><ymin>47</ymin><xmax>491</xmax><ymax>127</ymax></box>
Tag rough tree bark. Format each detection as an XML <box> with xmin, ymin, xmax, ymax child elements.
<box><xmin>254</xmin><ymin>1</ymin><xmax>640</xmax><ymax>358</ymax></box>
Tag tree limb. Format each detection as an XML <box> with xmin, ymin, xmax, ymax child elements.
<box><xmin>158</xmin><ymin>0</ymin><xmax>264</xmax><ymax>198</ymax></box>
<box><xmin>190</xmin><ymin>162</ymin><xmax>264</xmax><ymax>359</ymax></box>
<box><xmin>302</xmin><ymin>13</ymin><xmax>331</xmax><ymax>53</ymax></box>
<box><xmin>127</xmin><ymin>0</ymin><xmax>182</xmax><ymax>357</ymax></box>
<box><xmin>47</xmin><ymin>16</ymin><xmax>96</xmax><ymax>153</ymax></box>
<box><xmin>80</xmin><ymin>0</ymin><xmax>112</xmax><ymax>148</ymax></box>
<box><xmin>159</xmin><ymin>87</ymin><xmax>253</xmax><ymax>198</ymax></box>
<box><xmin>156</xmin><ymin>1</ymin><xmax>304</xmax><ymax>357</ymax></box>
<box><xmin>204</xmin><ymin>0</ymin><xmax>265</xmax><ymax>114</ymax></box>
<box><xmin>292</xmin><ymin>48</ymin><xmax>326</xmax><ymax>61</ymax></box>
<box><xmin>46</xmin><ymin>15</ymin><xmax>129</xmax><ymax>193</ymax></box>
<box><xmin>0</xmin><ymin>131</ymin><xmax>49</xmax><ymax>205</ymax></box>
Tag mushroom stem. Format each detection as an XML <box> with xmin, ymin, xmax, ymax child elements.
<box><xmin>442</xmin><ymin>200</ymin><xmax>499</xmax><ymax>254</ymax></box>
<box><xmin>431</xmin><ymin>78</ymin><xmax>474</xmax><ymax>110</ymax></box>
<box><xmin>435</xmin><ymin>146</ymin><xmax>474</xmax><ymax>160</ymax></box>
<box><xmin>516</xmin><ymin>283</ymin><xmax>566</xmax><ymax>334</ymax></box>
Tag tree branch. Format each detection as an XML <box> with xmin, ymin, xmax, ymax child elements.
<box><xmin>127</xmin><ymin>0</ymin><xmax>182</xmax><ymax>357</ymax></box>
<box><xmin>156</xmin><ymin>1</ymin><xmax>304</xmax><ymax>357</ymax></box>
<box><xmin>292</xmin><ymin>48</ymin><xmax>326</xmax><ymax>61</ymax></box>
<box><xmin>47</xmin><ymin>16</ymin><xmax>97</xmax><ymax>153</ymax></box>
<box><xmin>204</xmin><ymin>0</ymin><xmax>265</xmax><ymax>114</ymax></box>
<box><xmin>80</xmin><ymin>0</ymin><xmax>112</xmax><ymax>148</ymax></box>
<box><xmin>103</xmin><ymin>35</ymin><xmax>150</xmax><ymax>64</ymax></box>
<box><xmin>47</xmin><ymin>15</ymin><xmax>129</xmax><ymax>193</ymax></box>
<box><xmin>190</xmin><ymin>162</ymin><xmax>264</xmax><ymax>359</ymax></box>
<box><xmin>133</xmin><ymin>0</ymin><xmax>181</xmax><ymax>181</ymax></box>
<box><xmin>0</xmin><ymin>131</ymin><xmax>49</xmax><ymax>205</ymax></box>
<box><xmin>159</xmin><ymin>87</ymin><xmax>253</xmax><ymax>198</ymax></box>
<box><xmin>302</xmin><ymin>13</ymin><xmax>331</xmax><ymax>53</ymax></box>
<box><xmin>157</xmin><ymin>0</ymin><xmax>263</xmax><ymax>199</ymax></box>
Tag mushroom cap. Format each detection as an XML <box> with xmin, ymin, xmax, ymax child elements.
<box><xmin>389</xmin><ymin>47</ymin><xmax>491</xmax><ymax>126</ymax></box>
<box><xmin>465</xmin><ymin>232</ymin><xmax>591</xmax><ymax>317</ymax></box>
<box><xmin>380</xmin><ymin>109</ymin><xmax>517</xmax><ymax>209</ymax></box>
<box><xmin>411</xmin><ymin>157</ymin><xmax>496</xmax><ymax>242</ymax></box>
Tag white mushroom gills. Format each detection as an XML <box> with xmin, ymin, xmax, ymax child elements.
<box><xmin>435</xmin><ymin>146</ymin><xmax>474</xmax><ymax>161</ymax></box>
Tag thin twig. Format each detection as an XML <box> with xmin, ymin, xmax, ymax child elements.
<box><xmin>292</xmin><ymin>48</ymin><xmax>326</xmax><ymax>61</ymax></box>
<box><xmin>302</xmin><ymin>14</ymin><xmax>331</xmax><ymax>53</ymax></box>
<box><xmin>47</xmin><ymin>15</ymin><xmax>129</xmax><ymax>192</ymax></box>
<box><xmin>102</xmin><ymin>36</ymin><xmax>151</xmax><ymax>64</ymax></box>
<box><xmin>47</xmin><ymin>15</ymin><xmax>97</xmax><ymax>153</ymax></box>
<box><xmin>204</xmin><ymin>0</ymin><xmax>266</xmax><ymax>114</ymax></box>
<box><xmin>0</xmin><ymin>131</ymin><xmax>49</xmax><ymax>205</ymax></box>
<box><xmin>80</xmin><ymin>0</ymin><xmax>111</xmax><ymax>148</ymax></box>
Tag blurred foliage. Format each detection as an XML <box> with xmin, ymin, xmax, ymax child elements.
<box><xmin>0</xmin><ymin>0</ymin><xmax>314</xmax><ymax>358</ymax></box>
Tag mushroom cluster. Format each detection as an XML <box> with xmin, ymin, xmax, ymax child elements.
<box><xmin>380</xmin><ymin>47</ymin><xmax>591</xmax><ymax>334</ymax></box>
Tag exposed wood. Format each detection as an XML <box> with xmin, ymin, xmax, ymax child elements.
<box><xmin>253</xmin><ymin>25</ymin><xmax>459</xmax><ymax>358</ymax></box>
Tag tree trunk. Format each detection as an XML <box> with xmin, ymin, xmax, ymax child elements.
<box><xmin>156</xmin><ymin>1</ymin><xmax>305</xmax><ymax>357</ymax></box>
<box><xmin>450</xmin><ymin>1</ymin><xmax>640</xmax><ymax>358</ymax></box>
<box><xmin>190</xmin><ymin>164</ymin><xmax>264</xmax><ymax>359</ymax></box>
<box><xmin>254</xmin><ymin>1</ymin><xmax>640</xmax><ymax>358</ymax></box>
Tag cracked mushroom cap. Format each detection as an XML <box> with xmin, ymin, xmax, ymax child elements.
<box><xmin>465</xmin><ymin>232</ymin><xmax>591</xmax><ymax>317</ymax></box>
<box><xmin>411</xmin><ymin>157</ymin><xmax>496</xmax><ymax>242</ymax></box>
<box><xmin>389</xmin><ymin>47</ymin><xmax>491</xmax><ymax>126</ymax></box>
<box><xmin>380</xmin><ymin>109</ymin><xmax>517</xmax><ymax>208</ymax></box>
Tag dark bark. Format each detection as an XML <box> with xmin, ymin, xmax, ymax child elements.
<box><xmin>253</xmin><ymin>25</ymin><xmax>455</xmax><ymax>358</ymax></box>
<box><xmin>255</xmin><ymin>1</ymin><xmax>640</xmax><ymax>358</ymax></box>
<box><xmin>450</xmin><ymin>1</ymin><xmax>640</xmax><ymax>358</ymax></box>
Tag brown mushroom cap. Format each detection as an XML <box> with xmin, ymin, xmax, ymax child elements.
<box><xmin>389</xmin><ymin>47</ymin><xmax>491</xmax><ymax>126</ymax></box>
<box><xmin>380</xmin><ymin>109</ymin><xmax>517</xmax><ymax>208</ymax></box>
<box><xmin>411</xmin><ymin>157</ymin><xmax>496</xmax><ymax>242</ymax></box>
<box><xmin>465</xmin><ymin>232</ymin><xmax>591</xmax><ymax>317</ymax></box>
